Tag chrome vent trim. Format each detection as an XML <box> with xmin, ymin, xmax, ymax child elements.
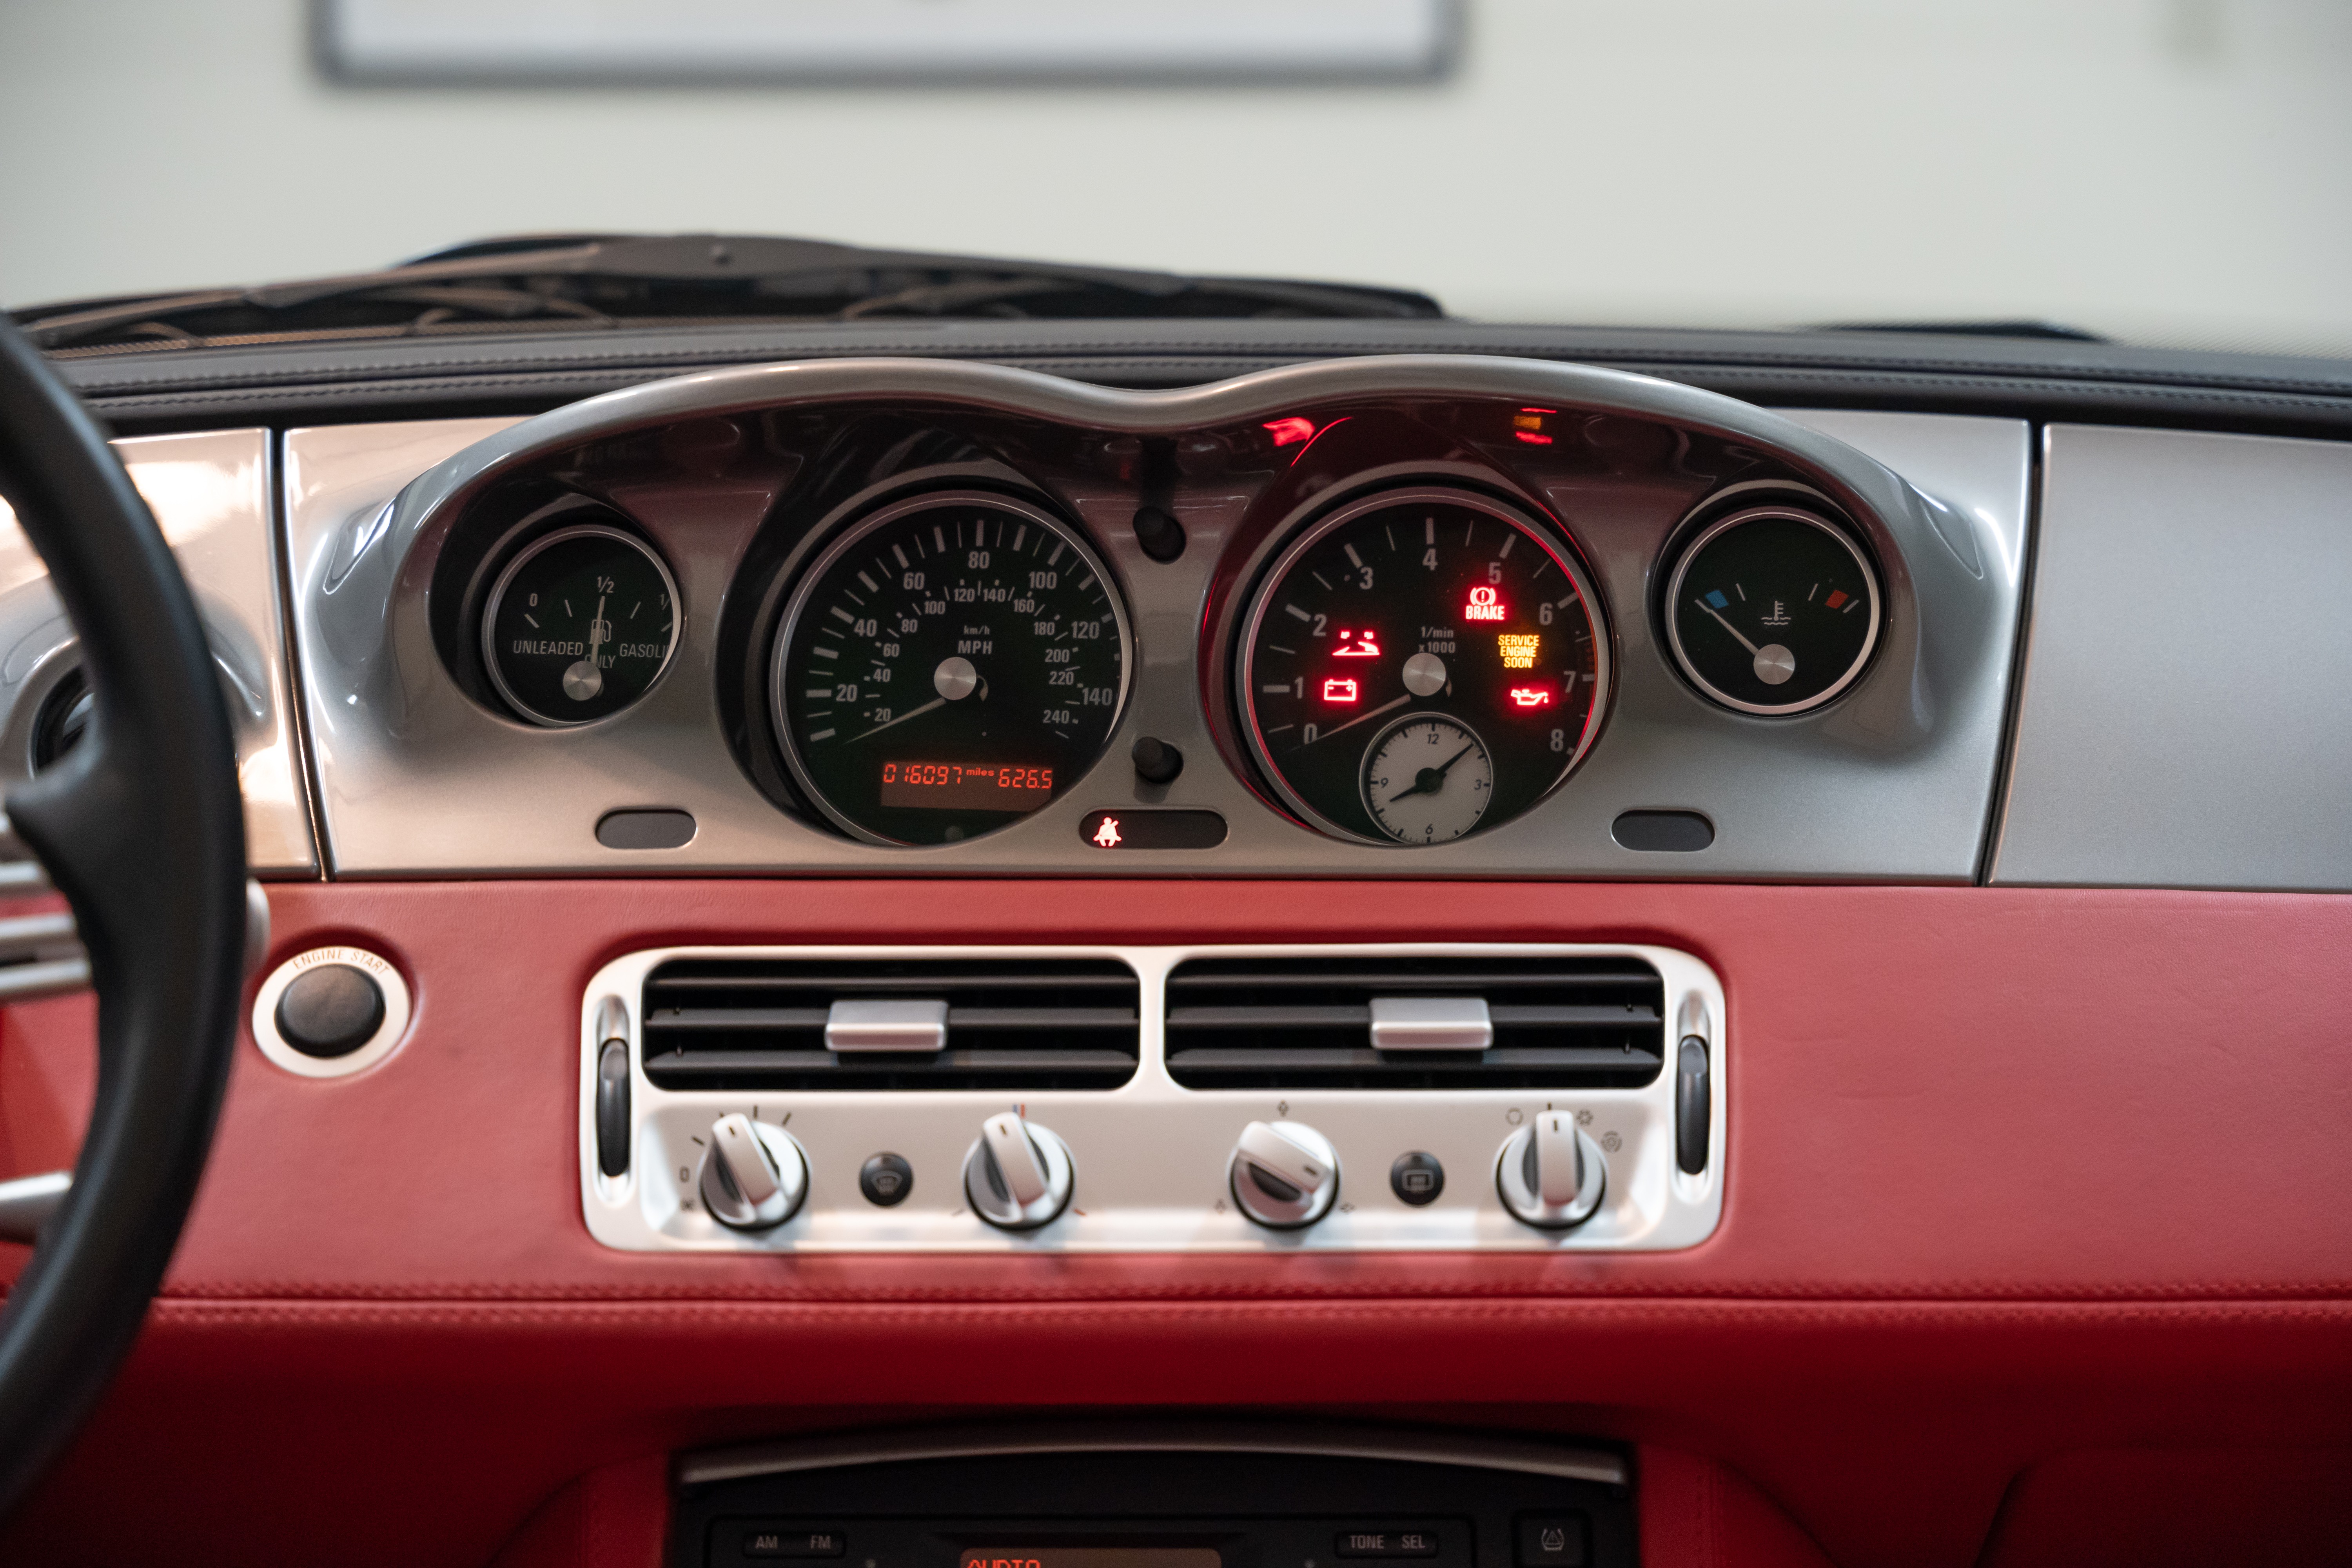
<box><xmin>1165</xmin><ymin>955</ymin><xmax>1664</xmax><ymax>1089</ymax></box>
<box><xmin>641</xmin><ymin>956</ymin><xmax>1140</xmax><ymax>1090</ymax></box>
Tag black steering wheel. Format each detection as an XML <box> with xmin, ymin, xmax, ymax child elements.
<box><xmin>0</xmin><ymin>318</ymin><xmax>249</xmax><ymax>1512</ymax></box>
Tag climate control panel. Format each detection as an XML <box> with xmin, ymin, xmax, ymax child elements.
<box><xmin>579</xmin><ymin>943</ymin><xmax>1724</xmax><ymax>1253</ymax></box>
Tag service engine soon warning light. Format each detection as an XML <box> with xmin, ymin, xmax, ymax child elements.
<box><xmin>1497</xmin><ymin>632</ymin><xmax>1540</xmax><ymax>668</ymax></box>
<box><xmin>1509</xmin><ymin>688</ymin><xmax>1553</xmax><ymax>708</ymax></box>
<box><xmin>1331</xmin><ymin>628</ymin><xmax>1381</xmax><ymax>657</ymax></box>
<box><xmin>1321</xmin><ymin>677</ymin><xmax>1360</xmax><ymax>703</ymax></box>
<box><xmin>1465</xmin><ymin>585</ymin><xmax>1506</xmax><ymax>622</ymax></box>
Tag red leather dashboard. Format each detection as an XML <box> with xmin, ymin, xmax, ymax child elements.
<box><xmin>5</xmin><ymin>878</ymin><xmax>2350</xmax><ymax>1567</ymax></box>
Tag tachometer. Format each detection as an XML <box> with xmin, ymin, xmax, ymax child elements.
<box><xmin>1236</xmin><ymin>486</ymin><xmax>1608</xmax><ymax>844</ymax></box>
<box><xmin>771</xmin><ymin>491</ymin><xmax>1131</xmax><ymax>845</ymax></box>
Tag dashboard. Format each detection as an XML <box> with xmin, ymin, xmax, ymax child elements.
<box><xmin>4</xmin><ymin>332</ymin><xmax>2351</xmax><ymax>1568</ymax></box>
<box><xmin>283</xmin><ymin>356</ymin><xmax>2025</xmax><ymax>880</ymax></box>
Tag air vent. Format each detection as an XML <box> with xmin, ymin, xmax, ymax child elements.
<box><xmin>1164</xmin><ymin>956</ymin><xmax>1665</xmax><ymax>1089</ymax></box>
<box><xmin>641</xmin><ymin>956</ymin><xmax>1139</xmax><ymax>1091</ymax></box>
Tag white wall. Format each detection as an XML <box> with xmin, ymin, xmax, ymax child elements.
<box><xmin>4</xmin><ymin>0</ymin><xmax>2349</xmax><ymax>354</ymax></box>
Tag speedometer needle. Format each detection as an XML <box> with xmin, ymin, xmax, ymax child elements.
<box><xmin>1302</xmin><ymin>692</ymin><xmax>1410</xmax><ymax>745</ymax></box>
<box><xmin>842</xmin><ymin>671</ymin><xmax>988</xmax><ymax>744</ymax></box>
<box><xmin>845</xmin><ymin>697</ymin><xmax>944</xmax><ymax>744</ymax></box>
<box><xmin>1697</xmin><ymin>600</ymin><xmax>1761</xmax><ymax>655</ymax></box>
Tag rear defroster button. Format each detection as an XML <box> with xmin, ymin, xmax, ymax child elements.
<box><xmin>860</xmin><ymin>1152</ymin><xmax>914</xmax><ymax>1206</ymax></box>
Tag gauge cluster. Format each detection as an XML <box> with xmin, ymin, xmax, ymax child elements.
<box><xmin>288</xmin><ymin>356</ymin><xmax>2027</xmax><ymax>878</ymax></box>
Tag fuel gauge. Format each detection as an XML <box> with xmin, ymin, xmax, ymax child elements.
<box><xmin>481</xmin><ymin>522</ymin><xmax>680</xmax><ymax>726</ymax></box>
<box><xmin>1664</xmin><ymin>506</ymin><xmax>1881</xmax><ymax>715</ymax></box>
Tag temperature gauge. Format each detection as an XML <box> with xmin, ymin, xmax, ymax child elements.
<box><xmin>1664</xmin><ymin>505</ymin><xmax>1882</xmax><ymax>715</ymax></box>
<box><xmin>481</xmin><ymin>523</ymin><xmax>680</xmax><ymax>726</ymax></box>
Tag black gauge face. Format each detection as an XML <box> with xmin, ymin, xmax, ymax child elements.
<box><xmin>772</xmin><ymin>491</ymin><xmax>1131</xmax><ymax>846</ymax></box>
<box><xmin>1665</xmin><ymin>506</ymin><xmax>1882</xmax><ymax>715</ymax></box>
<box><xmin>1237</xmin><ymin>488</ymin><xmax>1609</xmax><ymax>845</ymax></box>
<box><xmin>482</xmin><ymin>523</ymin><xmax>680</xmax><ymax>726</ymax></box>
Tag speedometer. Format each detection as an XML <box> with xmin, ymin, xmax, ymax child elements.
<box><xmin>1236</xmin><ymin>486</ymin><xmax>1608</xmax><ymax>844</ymax></box>
<box><xmin>771</xmin><ymin>491</ymin><xmax>1131</xmax><ymax>845</ymax></box>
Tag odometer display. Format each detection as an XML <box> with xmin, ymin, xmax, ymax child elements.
<box><xmin>772</xmin><ymin>492</ymin><xmax>1130</xmax><ymax>845</ymax></box>
<box><xmin>1237</xmin><ymin>487</ymin><xmax>1608</xmax><ymax>844</ymax></box>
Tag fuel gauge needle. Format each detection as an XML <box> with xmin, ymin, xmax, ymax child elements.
<box><xmin>1697</xmin><ymin>600</ymin><xmax>1761</xmax><ymax>655</ymax></box>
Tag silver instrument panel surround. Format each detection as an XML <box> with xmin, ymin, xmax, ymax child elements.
<box><xmin>282</xmin><ymin>359</ymin><xmax>2029</xmax><ymax>880</ymax></box>
<box><xmin>580</xmin><ymin>942</ymin><xmax>1726</xmax><ymax>1255</ymax></box>
<box><xmin>0</xmin><ymin>429</ymin><xmax>316</xmax><ymax>874</ymax></box>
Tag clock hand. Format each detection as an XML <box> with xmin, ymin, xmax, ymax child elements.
<box><xmin>1389</xmin><ymin>741</ymin><xmax>1479</xmax><ymax>802</ymax></box>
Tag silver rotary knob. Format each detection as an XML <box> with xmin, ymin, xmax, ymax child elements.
<box><xmin>1229</xmin><ymin>1120</ymin><xmax>1340</xmax><ymax>1229</ymax></box>
<box><xmin>1496</xmin><ymin>1111</ymin><xmax>1607</xmax><ymax>1230</ymax></box>
<box><xmin>697</xmin><ymin>1112</ymin><xmax>809</xmax><ymax>1231</ymax></box>
<box><xmin>962</xmin><ymin>1111</ymin><xmax>1074</xmax><ymax>1230</ymax></box>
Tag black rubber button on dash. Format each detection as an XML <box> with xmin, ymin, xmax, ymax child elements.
<box><xmin>595</xmin><ymin>808</ymin><xmax>697</xmax><ymax>850</ymax></box>
<box><xmin>1611</xmin><ymin>810</ymin><xmax>1714</xmax><ymax>852</ymax></box>
<box><xmin>274</xmin><ymin>963</ymin><xmax>385</xmax><ymax>1059</ymax></box>
<box><xmin>860</xmin><ymin>1153</ymin><xmax>915</xmax><ymax>1207</ymax></box>
<box><xmin>1676</xmin><ymin>1035</ymin><xmax>1711</xmax><ymax>1175</ymax></box>
<box><xmin>1389</xmin><ymin>1151</ymin><xmax>1445</xmax><ymax>1206</ymax></box>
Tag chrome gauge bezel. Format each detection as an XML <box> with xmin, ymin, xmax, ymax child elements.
<box><xmin>1661</xmin><ymin>503</ymin><xmax>1884</xmax><ymax>717</ymax></box>
<box><xmin>479</xmin><ymin>522</ymin><xmax>682</xmax><ymax>729</ymax></box>
<box><xmin>1234</xmin><ymin>485</ymin><xmax>1613</xmax><ymax>847</ymax></box>
<box><xmin>768</xmin><ymin>489</ymin><xmax>1136</xmax><ymax>847</ymax></box>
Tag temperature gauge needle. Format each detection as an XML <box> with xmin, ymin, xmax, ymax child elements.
<box><xmin>1696</xmin><ymin>599</ymin><xmax>1760</xmax><ymax>655</ymax></box>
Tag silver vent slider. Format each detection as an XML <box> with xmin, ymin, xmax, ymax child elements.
<box><xmin>1368</xmin><ymin>996</ymin><xmax>1492</xmax><ymax>1052</ymax></box>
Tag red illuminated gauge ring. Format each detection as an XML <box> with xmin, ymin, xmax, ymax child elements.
<box><xmin>1233</xmin><ymin>486</ymin><xmax>1611</xmax><ymax>847</ymax></box>
<box><xmin>1662</xmin><ymin>504</ymin><xmax>1883</xmax><ymax>717</ymax></box>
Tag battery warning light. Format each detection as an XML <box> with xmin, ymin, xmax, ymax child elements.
<box><xmin>1497</xmin><ymin>632</ymin><xmax>1540</xmax><ymax>668</ymax></box>
<box><xmin>1508</xmin><ymin>688</ymin><xmax>1554</xmax><ymax>708</ymax></box>
<box><xmin>1464</xmin><ymin>585</ymin><xmax>1507</xmax><ymax>622</ymax></box>
<box><xmin>1321</xmin><ymin>677</ymin><xmax>1360</xmax><ymax>703</ymax></box>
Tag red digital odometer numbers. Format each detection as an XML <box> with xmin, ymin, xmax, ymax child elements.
<box><xmin>877</xmin><ymin>760</ymin><xmax>1054</xmax><ymax>811</ymax></box>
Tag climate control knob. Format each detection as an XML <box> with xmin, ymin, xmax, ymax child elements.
<box><xmin>1228</xmin><ymin>1120</ymin><xmax>1340</xmax><ymax>1229</ymax></box>
<box><xmin>962</xmin><ymin>1112</ymin><xmax>1074</xmax><ymax>1230</ymax></box>
<box><xmin>1496</xmin><ymin>1111</ymin><xmax>1606</xmax><ymax>1230</ymax></box>
<box><xmin>696</xmin><ymin>1113</ymin><xmax>809</xmax><ymax>1231</ymax></box>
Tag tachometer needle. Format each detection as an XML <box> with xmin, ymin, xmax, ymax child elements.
<box><xmin>1302</xmin><ymin>692</ymin><xmax>1410</xmax><ymax>745</ymax></box>
<box><xmin>1697</xmin><ymin>600</ymin><xmax>1761</xmax><ymax>655</ymax></box>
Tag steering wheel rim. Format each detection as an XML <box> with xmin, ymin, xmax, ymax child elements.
<box><xmin>0</xmin><ymin>318</ymin><xmax>247</xmax><ymax>1512</ymax></box>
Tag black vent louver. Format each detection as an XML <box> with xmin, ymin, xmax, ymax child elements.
<box><xmin>1164</xmin><ymin>956</ymin><xmax>1665</xmax><ymax>1089</ymax></box>
<box><xmin>641</xmin><ymin>956</ymin><xmax>1139</xmax><ymax>1090</ymax></box>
